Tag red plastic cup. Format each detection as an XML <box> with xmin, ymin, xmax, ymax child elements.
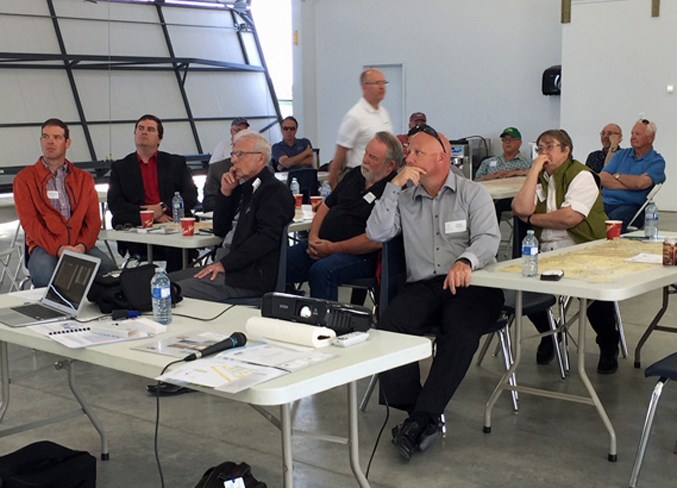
<box><xmin>140</xmin><ymin>210</ymin><xmax>154</xmax><ymax>228</ymax></box>
<box><xmin>181</xmin><ymin>217</ymin><xmax>196</xmax><ymax>237</ymax></box>
<box><xmin>310</xmin><ymin>196</ymin><xmax>323</xmax><ymax>213</ymax></box>
<box><xmin>605</xmin><ymin>220</ymin><xmax>622</xmax><ymax>240</ymax></box>
<box><xmin>294</xmin><ymin>194</ymin><xmax>303</xmax><ymax>209</ymax></box>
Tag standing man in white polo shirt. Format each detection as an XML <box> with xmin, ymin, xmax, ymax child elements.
<box><xmin>328</xmin><ymin>68</ymin><xmax>393</xmax><ymax>189</ymax></box>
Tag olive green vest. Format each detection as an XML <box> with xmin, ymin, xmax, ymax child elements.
<box><xmin>534</xmin><ymin>158</ymin><xmax>607</xmax><ymax>244</ymax></box>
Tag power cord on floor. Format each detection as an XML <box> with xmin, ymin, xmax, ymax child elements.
<box><xmin>154</xmin><ymin>358</ymin><xmax>184</xmax><ymax>488</ymax></box>
<box><xmin>365</xmin><ymin>386</ymin><xmax>389</xmax><ymax>480</ymax></box>
<box><xmin>152</xmin><ymin>304</ymin><xmax>236</xmax><ymax>487</ymax></box>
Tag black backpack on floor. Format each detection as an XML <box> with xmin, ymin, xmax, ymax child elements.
<box><xmin>194</xmin><ymin>461</ymin><xmax>267</xmax><ymax>488</ymax></box>
<box><xmin>0</xmin><ymin>440</ymin><xmax>96</xmax><ymax>488</ymax></box>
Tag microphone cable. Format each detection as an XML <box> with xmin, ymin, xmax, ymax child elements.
<box><xmin>152</xmin><ymin>304</ymin><xmax>236</xmax><ymax>487</ymax></box>
<box><xmin>153</xmin><ymin>358</ymin><xmax>184</xmax><ymax>488</ymax></box>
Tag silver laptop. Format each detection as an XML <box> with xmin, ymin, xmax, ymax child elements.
<box><xmin>0</xmin><ymin>250</ymin><xmax>101</xmax><ymax>327</ymax></box>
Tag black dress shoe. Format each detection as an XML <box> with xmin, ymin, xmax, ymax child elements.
<box><xmin>392</xmin><ymin>417</ymin><xmax>442</xmax><ymax>460</ymax></box>
<box><xmin>146</xmin><ymin>382</ymin><xmax>196</xmax><ymax>396</ymax></box>
<box><xmin>536</xmin><ymin>337</ymin><xmax>555</xmax><ymax>365</ymax></box>
<box><xmin>597</xmin><ymin>347</ymin><xmax>619</xmax><ymax>374</ymax></box>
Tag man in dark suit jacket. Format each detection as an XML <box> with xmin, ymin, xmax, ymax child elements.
<box><xmin>173</xmin><ymin>130</ymin><xmax>294</xmax><ymax>302</ymax></box>
<box><xmin>107</xmin><ymin>114</ymin><xmax>198</xmax><ymax>271</ymax></box>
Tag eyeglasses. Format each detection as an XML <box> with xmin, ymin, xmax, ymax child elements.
<box><xmin>535</xmin><ymin>143</ymin><xmax>564</xmax><ymax>154</ymax></box>
<box><xmin>408</xmin><ymin>124</ymin><xmax>446</xmax><ymax>152</ymax></box>
<box><xmin>281</xmin><ymin>126</ymin><xmax>296</xmax><ymax>131</ymax></box>
<box><xmin>363</xmin><ymin>80</ymin><xmax>389</xmax><ymax>86</ymax></box>
<box><xmin>640</xmin><ymin>119</ymin><xmax>651</xmax><ymax>124</ymax></box>
<box><xmin>136</xmin><ymin>126</ymin><xmax>157</xmax><ymax>133</ymax></box>
<box><xmin>40</xmin><ymin>134</ymin><xmax>65</xmax><ymax>142</ymax></box>
<box><xmin>600</xmin><ymin>131</ymin><xmax>621</xmax><ymax>137</ymax></box>
<box><xmin>230</xmin><ymin>151</ymin><xmax>262</xmax><ymax>159</ymax></box>
<box><xmin>114</xmin><ymin>223</ymin><xmax>134</xmax><ymax>231</ymax></box>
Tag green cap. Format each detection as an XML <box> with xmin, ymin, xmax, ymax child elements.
<box><xmin>500</xmin><ymin>127</ymin><xmax>522</xmax><ymax>139</ymax></box>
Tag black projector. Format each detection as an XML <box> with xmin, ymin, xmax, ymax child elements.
<box><xmin>261</xmin><ymin>292</ymin><xmax>372</xmax><ymax>334</ymax></box>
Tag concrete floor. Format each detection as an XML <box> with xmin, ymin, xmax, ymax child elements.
<box><xmin>1</xmin><ymin>215</ymin><xmax>676</xmax><ymax>487</ymax></box>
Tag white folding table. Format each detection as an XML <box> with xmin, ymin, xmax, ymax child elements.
<box><xmin>0</xmin><ymin>294</ymin><xmax>431</xmax><ymax>487</ymax></box>
<box><xmin>471</xmin><ymin>235</ymin><xmax>677</xmax><ymax>462</ymax></box>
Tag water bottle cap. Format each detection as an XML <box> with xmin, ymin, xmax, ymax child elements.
<box><xmin>526</xmin><ymin>229</ymin><xmax>534</xmax><ymax>235</ymax></box>
<box><xmin>156</xmin><ymin>267</ymin><xmax>165</xmax><ymax>273</ymax></box>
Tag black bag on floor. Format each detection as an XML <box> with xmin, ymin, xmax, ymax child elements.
<box><xmin>87</xmin><ymin>263</ymin><xmax>182</xmax><ymax>313</ymax></box>
<box><xmin>0</xmin><ymin>440</ymin><xmax>96</xmax><ymax>488</ymax></box>
<box><xmin>194</xmin><ymin>461</ymin><xmax>267</xmax><ymax>488</ymax></box>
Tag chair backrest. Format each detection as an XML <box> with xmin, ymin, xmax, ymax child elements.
<box><xmin>627</xmin><ymin>183</ymin><xmax>663</xmax><ymax>230</ymax></box>
<box><xmin>274</xmin><ymin>223</ymin><xmax>290</xmax><ymax>292</ymax></box>
<box><xmin>287</xmin><ymin>168</ymin><xmax>319</xmax><ymax>204</ymax></box>
<box><xmin>379</xmin><ymin>234</ymin><xmax>406</xmax><ymax>314</ymax></box>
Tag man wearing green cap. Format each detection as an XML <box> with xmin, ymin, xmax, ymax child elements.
<box><xmin>475</xmin><ymin>127</ymin><xmax>533</xmax><ymax>220</ymax></box>
<box><xmin>474</xmin><ymin>127</ymin><xmax>532</xmax><ymax>181</ymax></box>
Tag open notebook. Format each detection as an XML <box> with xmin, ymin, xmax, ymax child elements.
<box><xmin>0</xmin><ymin>250</ymin><xmax>101</xmax><ymax>327</ymax></box>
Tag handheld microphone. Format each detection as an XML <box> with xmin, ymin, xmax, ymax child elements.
<box><xmin>183</xmin><ymin>332</ymin><xmax>247</xmax><ymax>361</ymax></box>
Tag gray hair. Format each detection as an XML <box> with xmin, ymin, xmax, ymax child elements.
<box><xmin>233</xmin><ymin>130</ymin><xmax>271</xmax><ymax>163</ymax></box>
<box><xmin>637</xmin><ymin>118</ymin><xmax>657</xmax><ymax>137</ymax></box>
<box><xmin>373</xmin><ymin>131</ymin><xmax>404</xmax><ymax>168</ymax></box>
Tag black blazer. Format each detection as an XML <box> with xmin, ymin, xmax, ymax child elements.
<box><xmin>215</xmin><ymin>168</ymin><xmax>294</xmax><ymax>292</ymax></box>
<box><xmin>107</xmin><ymin>151</ymin><xmax>199</xmax><ymax>228</ymax></box>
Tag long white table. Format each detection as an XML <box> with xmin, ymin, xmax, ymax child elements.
<box><xmin>0</xmin><ymin>294</ymin><xmax>431</xmax><ymax>487</ymax></box>
<box><xmin>471</xmin><ymin>235</ymin><xmax>677</xmax><ymax>461</ymax></box>
<box><xmin>99</xmin><ymin>228</ymin><xmax>223</xmax><ymax>268</ymax></box>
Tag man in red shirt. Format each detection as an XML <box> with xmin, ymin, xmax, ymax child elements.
<box><xmin>107</xmin><ymin>114</ymin><xmax>198</xmax><ymax>271</ymax></box>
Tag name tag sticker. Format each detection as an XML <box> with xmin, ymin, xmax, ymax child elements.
<box><xmin>363</xmin><ymin>192</ymin><xmax>376</xmax><ymax>204</ymax></box>
<box><xmin>224</xmin><ymin>478</ymin><xmax>246</xmax><ymax>488</ymax></box>
<box><xmin>489</xmin><ymin>160</ymin><xmax>497</xmax><ymax>168</ymax></box>
<box><xmin>47</xmin><ymin>190</ymin><xmax>59</xmax><ymax>199</ymax></box>
<box><xmin>536</xmin><ymin>184</ymin><xmax>545</xmax><ymax>202</ymax></box>
<box><xmin>445</xmin><ymin>219</ymin><xmax>467</xmax><ymax>234</ymax></box>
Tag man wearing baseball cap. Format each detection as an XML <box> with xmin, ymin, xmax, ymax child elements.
<box><xmin>475</xmin><ymin>127</ymin><xmax>532</xmax><ymax>221</ymax></box>
<box><xmin>397</xmin><ymin>112</ymin><xmax>428</xmax><ymax>157</ymax></box>
<box><xmin>203</xmin><ymin>117</ymin><xmax>250</xmax><ymax>211</ymax></box>
<box><xmin>475</xmin><ymin>127</ymin><xmax>532</xmax><ymax>182</ymax></box>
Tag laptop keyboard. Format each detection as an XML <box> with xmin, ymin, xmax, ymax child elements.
<box><xmin>12</xmin><ymin>303</ymin><xmax>65</xmax><ymax>319</ymax></box>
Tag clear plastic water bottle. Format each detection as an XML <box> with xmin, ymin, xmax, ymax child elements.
<box><xmin>290</xmin><ymin>177</ymin><xmax>300</xmax><ymax>196</ymax></box>
<box><xmin>319</xmin><ymin>181</ymin><xmax>332</xmax><ymax>200</ymax></box>
<box><xmin>644</xmin><ymin>200</ymin><xmax>659</xmax><ymax>240</ymax></box>
<box><xmin>151</xmin><ymin>268</ymin><xmax>172</xmax><ymax>325</ymax></box>
<box><xmin>521</xmin><ymin>230</ymin><xmax>539</xmax><ymax>277</ymax></box>
<box><xmin>171</xmin><ymin>191</ymin><xmax>184</xmax><ymax>223</ymax></box>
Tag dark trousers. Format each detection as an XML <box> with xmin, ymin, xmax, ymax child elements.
<box><xmin>117</xmin><ymin>242</ymin><xmax>193</xmax><ymax>273</ymax></box>
<box><xmin>377</xmin><ymin>277</ymin><xmax>504</xmax><ymax>416</ymax></box>
<box><xmin>529</xmin><ymin>300</ymin><xmax>618</xmax><ymax>348</ymax></box>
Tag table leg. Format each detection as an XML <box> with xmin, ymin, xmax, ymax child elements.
<box><xmin>146</xmin><ymin>244</ymin><xmax>154</xmax><ymax>264</ymax></box>
<box><xmin>576</xmin><ymin>298</ymin><xmax>617</xmax><ymax>462</ymax></box>
<box><xmin>60</xmin><ymin>360</ymin><xmax>110</xmax><ymax>460</ymax></box>
<box><xmin>0</xmin><ymin>342</ymin><xmax>10</xmax><ymax>423</ymax></box>
<box><xmin>182</xmin><ymin>249</ymin><xmax>188</xmax><ymax>269</ymax></box>
<box><xmin>634</xmin><ymin>285</ymin><xmax>670</xmax><ymax>368</ymax></box>
<box><xmin>348</xmin><ymin>381</ymin><xmax>370</xmax><ymax>488</ymax></box>
<box><xmin>280</xmin><ymin>403</ymin><xmax>293</xmax><ymax>488</ymax></box>
<box><xmin>484</xmin><ymin>290</ymin><xmax>522</xmax><ymax>432</ymax></box>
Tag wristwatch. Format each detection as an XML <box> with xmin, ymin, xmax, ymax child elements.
<box><xmin>160</xmin><ymin>202</ymin><xmax>168</xmax><ymax>212</ymax></box>
<box><xmin>614</xmin><ymin>173</ymin><xmax>621</xmax><ymax>181</ymax></box>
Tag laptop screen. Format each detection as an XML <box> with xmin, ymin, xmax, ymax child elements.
<box><xmin>43</xmin><ymin>251</ymin><xmax>101</xmax><ymax>314</ymax></box>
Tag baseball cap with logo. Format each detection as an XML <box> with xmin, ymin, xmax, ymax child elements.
<box><xmin>409</xmin><ymin>112</ymin><xmax>427</xmax><ymax>125</ymax></box>
<box><xmin>231</xmin><ymin>117</ymin><xmax>250</xmax><ymax>128</ymax></box>
<box><xmin>500</xmin><ymin>127</ymin><xmax>522</xmax><ymax>139</ymax></box>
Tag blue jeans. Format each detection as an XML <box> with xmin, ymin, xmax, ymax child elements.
<box><xmin>286</xmin><ymin>241</ymin><xmax>376</xmax><ymax>301</ymax></box>
<box><xmin>604</xmin><ymin>203</ymin><xmax>642</xmax><ymax>233</ymax></box>
<box><xmin>28</xmin><ymin>246</ymin><xmax>118</xmax><ymax>288</ymax></box>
